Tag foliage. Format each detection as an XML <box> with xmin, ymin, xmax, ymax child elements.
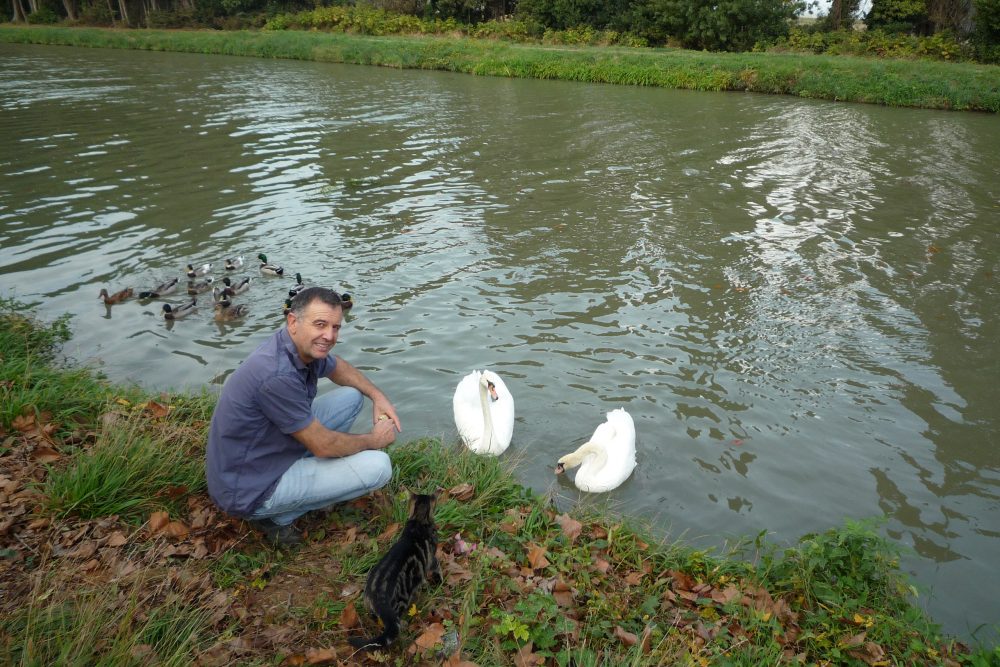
<box><xmin>768</xmin><ymin>26</ymin><xmax>975</xmax><ymax>60</ymax></box>
<box><xmin>973</xmin><ymin>0</ymin><xmax>1000</xmax><ymax>61</ymax></box>
<box><xmin>866</xmin><ymin>0</ymin><xmax>930</xmax><ymax>32</ymax></box>
<box><xmin>627</xmin><ymin>0</ymin><xmax>803</xmax><ymax>51</ymax></box>
<box><xmin>514</xmin><ymin>0</ymin><xmax>635</xmax><ymax>31</ymax></box>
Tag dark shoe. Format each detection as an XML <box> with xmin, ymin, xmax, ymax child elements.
<box><xmin>248</xmin><ymin>518</ymin><xmax>302</xmax><ymax>546</ymax></box>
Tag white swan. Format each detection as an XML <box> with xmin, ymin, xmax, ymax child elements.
<box><xmin>555</xmin><ymin>408</ymin><xmax>636</xmax><ymax>493</ymax></box>
<box><xmin>453</xmin><ymin>370</ymin><xmax>514</xmax><ymax>456</ymax></box>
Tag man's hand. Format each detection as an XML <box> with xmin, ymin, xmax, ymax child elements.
<box><xmin>372</xmin><ymin>397</ymin><xmax>401</xmax><ymax>433</ymax></box>
<box><xmin>370</xmin><ymin>417</ymin><xmax>397</xmax><ymax>449</ymax></box>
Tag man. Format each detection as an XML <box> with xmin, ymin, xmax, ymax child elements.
<box><xmin>206</xmin><ymin>287</ymin><xmax>400</xmax><ymax>545</ymax></box>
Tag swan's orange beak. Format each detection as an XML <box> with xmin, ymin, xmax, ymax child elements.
<box><xmin>487</xmin><ymin>381</ymin><xmax>499</xmax><ymax>401</ymax></box>
<box><xmin>555</xmin><ymin>462</ymin><xmax>565</xmax><ymax>475</ymax></box>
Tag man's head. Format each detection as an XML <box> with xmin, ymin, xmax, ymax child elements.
<box><xmin>286</xmin><ymin>287</ymin><xmax>344</xmax><ymax>364</ymax></box>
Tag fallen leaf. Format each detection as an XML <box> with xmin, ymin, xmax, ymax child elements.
<box><xmin>552</xmin><ymin>580</ymin><xmax>574</xmax><ymax>607</ymax></box>
<box><xmin>32</xmin><ymin>445</ymin><xmax>61</xmax><ymax>463</ymax></box>
<box><xmin>378</xmin><ymin>523</ymin><xmax>400</xmax><ymax>541</ymax></box>
<box><xmin>148</xmin><ymin>511</ymin><xmax>169</xmax><ymax>533</ymax></box>
<box><xmin>413</xmin><ymin>622</ymin><xmax>446</xmax><ymax>650</ymax></box>
<box><xmin>555</xmin><ymin>513</ymin><xmax>583</xmax><ymax>544</ymax></box>
<box><xmin>305</xmin><ymin>647</ymin><xmax>338</xmax><ymax>665</ymax></box>
<box><xmin>526</xmin><ymin>543</ymin><xmax>550</xmax><ymax>570</ymax></box>
<box><xmin>448</xmin><ymin>483</ymin><xmax>475</xmax><ymax>501</ymax></box>
<box><xmin>162</xmin><ymin>521</ymin><xmax>190</xmax><ymax>539</ymax></box>
<box><xmin>144</xmin><ymin>400</ymin><xmax>170</xmax><ymax>418</ymax></box>
<box><xmin>513</xmin><ymin>642</ymin><xmax>543</xmax><ymax>667</ymax></box>
<box><xmin>339</xmin><ymin>601</ymin><xmax>359</xmax><ymax>629</ymax></box>
<box><xmin>614</xmin><ymin>625</ymin><xmax>638</xmax><ymax>646</ymax></box>
<box><xmin>593</xmin><ymin>557</ymin><xmax>610</xmax><ymax>574</ymax></box>
<box><xmin>70</xmin><ymin>540</ymin><xmax>98</xmax><ymax>560</ymax></box>
<box><xmin>624</xmin><ymin>571</ymin><xmax>644</xmax><ymax>586</ymax></box>
<box><xmin>12</xmin><ymin>413</ymin><xmax>35</xmax><ymax>433</ymax></box>
<box><xmin>280</xmin><ymin>655</ymin><xmax>307</xmax><ymax>667</ymax></box>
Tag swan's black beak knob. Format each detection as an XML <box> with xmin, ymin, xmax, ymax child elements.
<box><xmin>555</xmin><ymin>462</ymin><xmax>565</xmax><ymax>475</ymax></box>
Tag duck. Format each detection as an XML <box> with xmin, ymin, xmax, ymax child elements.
<box><xmin>187</xmin><ymin>277</ymin><xmax>214</xmax><ymax>295</ymax></box>
<box><xmin>162</xmin><ymin>298</ymin><xmax>197</xmax><ymax>320</ymax></box>
<box><xmin>452</xmin><ymin>370</ymin><xmax>514</xmax><ymax>456</ymax></box>
<box><xmin>288</xmin><ymin>273</ymin><xmax>306</xmax><ymax>298</ymax></box>
<box><xmin>257</xmin><ymin>254</ymin><xmax>284</xmax><ymax>276</ymax></box>
<box><xmin>223</xmin><ymin>275</ymin><xmax>252</xmax><ymax>295</ymax></box>
<box><xmin>224</xmin><ymin>256</ymin><xmax>245</xmax><ymax>271</ymax></box>
<box><xmin>138</xmin><ymin>277</ymin><xmax>179</xmax><ymax>299</ymax></box>
<box><xmin>214</xmin><ymin>299</ymin><xmax>249</xmax><ymax>321</ymax></box>
<box><xmin>555</xmin><ymin>408</ymin><xmax>636</xmax><ymax>493</ymax></box>
<box><xmin>341</xmin><ymin>293</ymin><xmax>354</xmax><ymax>311</ymax></box>
<box><xmin>212</xmin><ymin>286</ymin><xmax>233</xmax><ymax>302</ymax></box>
<box><xmin>99</xmin><ymin>287</ymin><xmax>134</xmax><ymax>305</ymax></box>
<box><xmin>186</xmin><ymin>263</ymin><xmax>212</xmax><ymax>278</ymax></box>
<box><xmin>282</xmin><ymin>297</ymin><xmax>293</xmax><ymax>316</ymax></box>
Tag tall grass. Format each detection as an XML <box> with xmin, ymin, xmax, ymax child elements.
<box><xmin>1</xmin><ymin>25</ymin><xmax>997</xmax><ymax>112</ymax></box>
<box><xmin>42</xmin><ymin>409</ymin><xmax>208</xmax><ymax>520</ymax></box>
<box><xmin>0</xmin><ymin>298</ymin><xmax>121</xmax><ymax>430</ymax></box>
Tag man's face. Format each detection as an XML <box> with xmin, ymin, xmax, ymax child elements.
<box><xmin>287</xmin><ymin>298</ymin><xmax>343</xmax><ymax>364</ymax></box>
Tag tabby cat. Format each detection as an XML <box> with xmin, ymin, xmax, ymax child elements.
<box><xmin>349</xmin><ymin>489</ymin><xmax>442</xmax><ymax>650</ymax></box>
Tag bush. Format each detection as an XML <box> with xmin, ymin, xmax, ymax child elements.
<box><xmin>27</xmin><ymin>6</ymin><xmax>61</xmax><ymax>23</ymax></box>
<box><xmin>628</xmin><ymin>0</ymin><xmax>802</xmax><ymax>50</ymax></box>
<box><xmin>767</xmin><ymin>26</ymin><xmax>976</xmax><ymax>60</ymax></box>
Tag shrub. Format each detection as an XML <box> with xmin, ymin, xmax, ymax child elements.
<box><xmin>27</xmin><ymin>6</ymin><xmax>62</xmax><ymax>23</ymax></box>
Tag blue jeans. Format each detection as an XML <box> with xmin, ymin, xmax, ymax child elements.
<box><xmin>251</xmin><ymin>387</ymin><xmax>393</xmax><ymax>526</ymax></box>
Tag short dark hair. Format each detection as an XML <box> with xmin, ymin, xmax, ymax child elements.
<box><xmin>289</xmin><ymin>287</ymin><xmax>342</xmax><ymax>318</ymax></box>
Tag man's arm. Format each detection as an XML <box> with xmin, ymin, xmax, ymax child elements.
<box><xmin>328</xmin><ymin>355</ymin><xmax>402</xmax><ymax>432</ymax></box>
<box><xmin>292</xmin><ymin>417</ymin><xmax>395</xmax><ymax>458</ymax></box>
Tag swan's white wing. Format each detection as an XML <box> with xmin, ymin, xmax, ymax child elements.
<box><xmin>481</xmin><ymin>370</ymin><xmax>514</xmax><ymax>454</ymax></box>
<box><xmin>453</xmin><ymin>371</ymin><xmax>486</xmax><ymax>452</ymax></box>
<box><xmin>574</xmin><ymin>408</ymin><xmax>636</xmax><ymax>493</ymax></box>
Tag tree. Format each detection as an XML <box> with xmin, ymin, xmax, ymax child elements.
<box><xmin>865</xmin><ymin>0</ymin><xmax>929</xmax><ymax>31</ymax></box>
<box><xmin>629</xmin><ymin>0</ymin><xmax>803</xmax><ymax>50</ymax></box>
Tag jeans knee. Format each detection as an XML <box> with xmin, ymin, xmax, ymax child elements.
<box><xmin>367</xmin><ymin>451</ymin><xmax>393</xmax><ymax>490</ymax></box>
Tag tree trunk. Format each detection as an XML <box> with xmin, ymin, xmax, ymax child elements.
<box><xmin>116</xmin><ymin>0</ymin><xmax>129</xmax><ymax>26</ymax></box>
<box><xmin>106</xmin><ymin>0</ymin><xmax>116</xmax><ymax>24</ymax></box>
<box><xmin>11</xmin><ymin>0</ymin><xmax>29</xmax><ymax>21</ymax></box>
<box><xmin>61</xmin><ymin>0</ymin><xmax>77</xmax><ymax>20</ymax></box>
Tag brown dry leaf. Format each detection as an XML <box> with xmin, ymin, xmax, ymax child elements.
<box><xmin>342</xmin><ymin>526</ymin><xmax>357</xmax><ymax>545</ymax></box>
<box><xmin>840</xmin><ymin>632</ymin><xmax>867</xmax><ymax>648</ymax></box>
<box><xmin>412</xmin><ymin>622</ymin><xmax>446</xmax><ymax>650</ymax></box>
<box><xmin>593</xmin><ymin>557</ymin><xmax>610</xmax><ymax>574</ymax></box>
<box><xmin>32</xmin><ymin>445</ymin><xmax>61</xmax><ymax>463</ymax></box>
<box><xmin>448</xmin><ymin>483</ymin><xmax>475</xmax><ymax>502</ymax></box>
<box><xmin>640</xmin><ymin>624</ymin><xmax>653</xmax><ymax>654</ymax></box>
<box><xmin>339</xmin><ymin>601</ymin><xmax>359</xmax><ymax>629</ymax></box>
<box><xmin>378</xmin><ymin>523</ymin><xmax>400</xmax><ymax>542</ymax></box>
<box><xmin>159</xmin><ymin>485</ymin><xmax>189</xmax><ymax>500</ymax></box>
<box><xmin>614</xmin><ymin>625</ymin><xmax>638</xmax><ymax>647</ymax></box>
<box><xmin>624</xmin><ymin>571</ymin><xmax>644</xmax><ymax>586</ymax></box>
<box><xmin>148</xmin><ymin>511</ymin><xmax>170</xmax><ymax>533</ymax></box>
<box><xmin>711</xmin><ymin>585</ymin><xmax>741</xmax><ymax>605</ymax></box>
<box><xmin>589</xmin><ymin>524</ymin><xmax>608</xmax><ymax>539</ymax></box>
<box><xmin>340</xmin><ymin>583</ymin><xmax>361</xmax><ymax>598</ymax></box>
<box><xmin>305</xmin><ymin>647</ymin><xmax>338</xmax><ymax>665</ymax></box>
<box><xmin>442</xmin><ymin>652</ymin><xmax>479</xmax><ymax>667</ymax></box>
<box><xmin>12</xmin><ymin>413</ymin><xmax>36</xmax><ymax>433</ymax></box>
<box><xmin>526</xmin><ymin>543</ymin><xmax>550</xmax><ymax>570</ymax></box>
<box><xmin>81</xmin><ymin>558</ymin><xmax>101</xmax><ymax>572</ymax></box>
<box><xmin>552</xmin><ymin>580</ymin><xmax>574</xmax><ymax>608</ymax></box>
<box><xmin>144</xmin><ymin>400</ymin><xmax>171</xmax><ymax>418</ymax></box>
<box><xmin>280</xmin><ymin>655</ymin><xmax>307</xmax><ymax>667</ymax></box>
<box><xmin>27</xmin><ymin>518</ymin><xmax>50</xmax><ymax>530</ymax></box>
<box><xmin>555</xmin><ymin>513</ymin><xmax>583</xmax><ymax>544</ymax></box>
<box><xmin>513</xmin><ymin>643</ymin><xmax>543</xmax><ymax>667</ymax></box>
<box><xmin>163</xmin><ymin>521</ymin><xmax>190</xmax><ymax>539</ymax></box>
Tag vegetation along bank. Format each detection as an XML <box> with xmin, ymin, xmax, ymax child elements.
<box><xmin>2</xmin><ymin>302</ymin><xmax>998</xmax><ymax>664</ymax></box>
<box><xmin>2</xmin><ymin>23</ymin><xmax>999</xmax><ymax>112</ymax></box>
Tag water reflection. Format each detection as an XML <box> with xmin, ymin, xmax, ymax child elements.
<box><xmin>1</xmin><ymin>43</ymin><xmax>998</xmax><ymax>642</ymax></box>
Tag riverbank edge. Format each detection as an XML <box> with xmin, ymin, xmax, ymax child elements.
<box><xmin>2</xmin><ymin>24</ymin><xmax>1000</xmax><ymax>112</ymax></box>
<box><xmin>1</xmin><ymin>298</ymin><xmax>993</xmax><ymax>664</ymax></box>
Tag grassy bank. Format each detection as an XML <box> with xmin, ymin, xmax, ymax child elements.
<box><xmin>2</xmin><ymin>24</ymin><xmax>1000</xmax><ymax>112</ymax></box>
<box><xmin>0</xmin><ymin>297</ymin><xmax>996</xmax><ymax>665</ymax></box>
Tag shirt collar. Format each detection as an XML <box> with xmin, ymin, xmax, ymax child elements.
<box><xmin>278</xmin><ymin>327</ymin><xmax>308</xmax><ymax>371</ymax></box>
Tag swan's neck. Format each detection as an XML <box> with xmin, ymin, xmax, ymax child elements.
<box><xmin>560</xmin><ymin>442</ymin><xmax>607</xmax><ymax>471</ymax></box>
<box><xmin>479</xmin><ymin>377</ymin><xmax>495</xmax><ymax>451</ymax></box>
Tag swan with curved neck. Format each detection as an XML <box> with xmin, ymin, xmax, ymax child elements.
<box><xmin>556</xmin><ymin>408</ymin><xmax>635</xmax><ymax>493</ymax></box>
<box><xmin>453</xmin><ymin>370</ymin><xmax>514</xmax><ymax>456</ymax></box>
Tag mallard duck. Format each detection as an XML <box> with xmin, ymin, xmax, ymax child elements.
<box><xmin>453</xmin><ymin>370</ymin><xmax>515</xmax><ymax>456</ymax></box>
<box><xmin>555</xmin><ymin>408</ymin><xmax>636</xmax><ymax>493</ymax></box>
<box><xmin>186</xmin><ymin>263</ymin><xmax>212</xmax><ymax>278</ymax></box>
<box><xmin>162</xmin><ymin>298</ymin><xmax>197</xmax><ymax>320</ymax></box>
<box><xmin>99</xmin><ymin>287</ymin><xmax>134</xmax><ymax>305</ymax></box>
<box><xmin>224</xmin><ymin>256</ymin><xmax>245</xmax><ymax>271</ymax></box>
<box><xmin>212</xmin><ymin>286</ymin><xmax>234</xmax><ymax>302</ymax></box>
<box><xmin>257</xmin><ymin>254</ymin><xmax>284</xmax><ymax>276</ymax></box>
<box><xmin>341</xmin><ymin>293</ymin><xmax>353</xmax><ymax>311</ymax></box>
<box><xmin>223</xmin><ymin>276</ymin><xmax>252</xmax><ymax>295</ymax></box>
<box><xmin>138</xmin><ymin>277</ymin><xmax>179</xmax><ymax>299</ymax></box>
<box><xmin>282</xmin><ymin>298</ymin><xmax>293</xmax><ymax>316</ymax></box>
<box><xmin>187</xmin><ymin>277</ymin><xmax>214</xmax><ymax>295</ymax></box>
<box><xmin>214</xmin><ymin>299</ymin><xmax>249</xmax><ymax>321</ymax></box>
<box><xmin>288</xmin><ymin>273</ymin><xmax>306</xmax><ymax>298</ymax></box>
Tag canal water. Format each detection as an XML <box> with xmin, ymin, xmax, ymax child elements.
<box><xmin>1</xmin><ymin>42</ymin><xmax>998</xmax><ymax>641</ymax></box>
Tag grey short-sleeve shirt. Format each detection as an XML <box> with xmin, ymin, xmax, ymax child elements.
<box><xmin>206</xmin><ymin>327</ymin><xmax>335</xmax><ymax>517</ymax></box>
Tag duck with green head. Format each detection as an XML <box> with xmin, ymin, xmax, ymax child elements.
<box><xmin>258</xmin><ymin>254</ymin><xmax>284</xmax><ymax>276</ymax></box>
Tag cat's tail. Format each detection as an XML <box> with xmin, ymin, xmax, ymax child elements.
<box><xmin>348</xmin><ymin>615</ymin><xmax>400</xmax><ymax>651</ymax></box>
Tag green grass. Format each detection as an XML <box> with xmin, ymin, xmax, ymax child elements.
<box><xmin>1</xmin><ymin>24</ymin><xmax>998</xmax><ymax>112</ymax></box>
<box><xmin>41</xmin><ymin>408</ymin><xmax>208</xmax><ymax>521</ymax></box>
